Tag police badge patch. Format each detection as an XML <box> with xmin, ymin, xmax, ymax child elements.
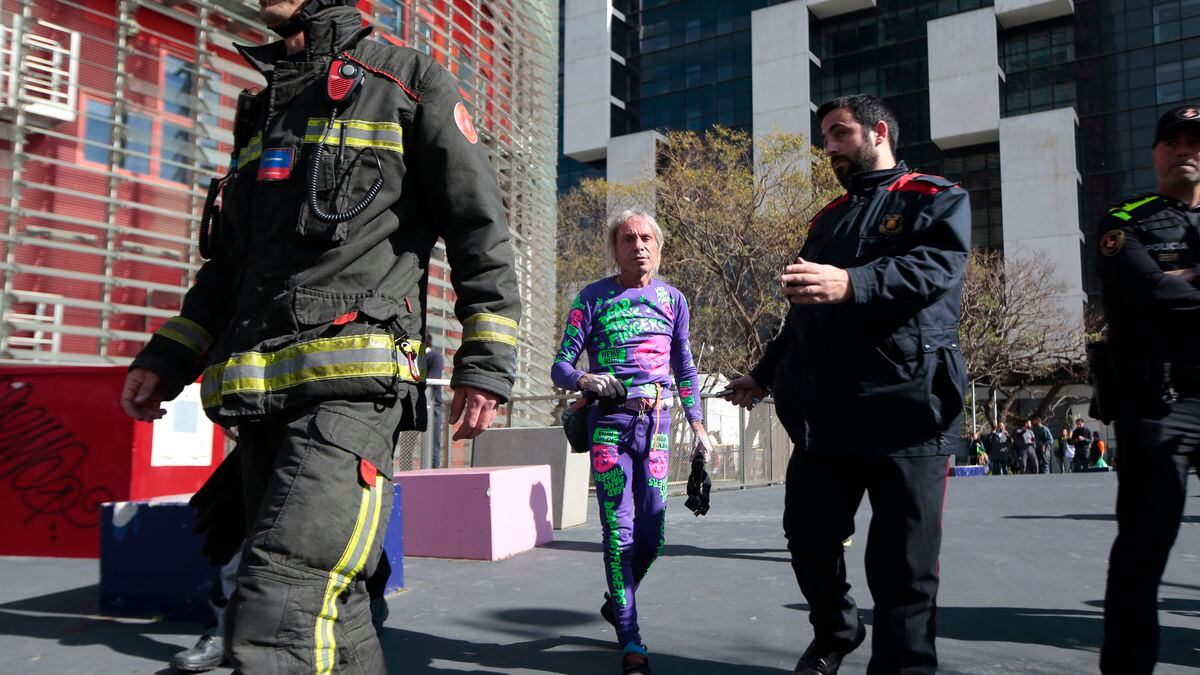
<box><xmin>880</xmin><ymin>214</ymin><xmax>903</xmax><ymax>236</ymax></box>
<box><xmin>1100</xmin><ymin>229</ymin><xmax>1125</xmax><ymax>256</ymax></box>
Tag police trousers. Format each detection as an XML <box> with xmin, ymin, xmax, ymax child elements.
<box><xmin>784</xmin><ymin>451</ymin><xmax>948</xmax><ymax>675</ymax></box>
<box><xmin>1101</xmin><ymin>394</ymin><xmax>1200</xmax><ymax>675</ymax></box>
<box><xmin>226</xmin><ymin>398</ymin><xmax>404</xmax><ymax>675</ymax></box>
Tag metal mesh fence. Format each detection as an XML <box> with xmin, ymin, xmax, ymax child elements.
<box><xmin>389</xmin><ymin>386</ymin><xmax>794</xmax><ymax>488</ymax></box>
<box><xmin>496</xmin><ymin>392</ymin><xmax>791</xmax><ymax>491</ymax></box>
<box><xmin>393</xmin><ymin>431</ymin><xmax>423</xmax><ymax>473</ymax></box>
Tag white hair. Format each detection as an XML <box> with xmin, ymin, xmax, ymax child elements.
<box><xmin>605</xmin><ymin>209</ymin><xmax>664</xmax><ymax>276</ymax></box>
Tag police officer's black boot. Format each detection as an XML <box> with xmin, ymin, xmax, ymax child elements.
<box><xmin>793</xmin><ymin>620</ymin><xmax>866</xmax><ymax>675</ymax></box>
<box><xmin>171</xmin><ymin>631</ymin><xmax>226</xmax><ymax>672</ymax></box>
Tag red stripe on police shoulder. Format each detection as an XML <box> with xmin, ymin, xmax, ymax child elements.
<box><xmin>809</xmin><ymin>194</ymin><xmax>850</xmax><ymax>227</ymax></box>
<box><xmin>887</xmin><ymin>172</ymin><xmax>943</xmax><ymax>195</ymax></box>
<box><xmin>332</xmin><ymin>310</ymin><xmax>358</xmax><ymax>326</ymax></box>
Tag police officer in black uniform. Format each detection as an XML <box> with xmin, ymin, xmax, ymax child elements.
<box><xmin>725</xmin><ymin>94</ymin><xmax>970</xmax><ymax>675</ymax></box>
<box><xmin>1097</xmin><ymin>103</ymin><xmax>1200</xmax><ymax>675</ymax></box>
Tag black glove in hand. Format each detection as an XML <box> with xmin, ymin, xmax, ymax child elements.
<box><xmin>189</xmin><ymin>445</ymin><xmax>246</xmax><ymax>566</ymax></box>
<box><xmin>684</xmin><ymin>458</ymin><xmax>711</xmax><ymax>516</ymax></box>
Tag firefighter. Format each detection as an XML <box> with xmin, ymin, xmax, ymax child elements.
<box><xmin>118</xmin><ymin>0</ymin><xmax>521</xmax><ymax>671</ymax></box>
<box><xmin>1097</xmin><ymin>103</ymin><xmax>1200</xmax><ymax>675</ymax></box>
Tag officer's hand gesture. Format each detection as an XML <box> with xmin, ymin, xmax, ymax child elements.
<box><xmin>450</xmin><ymin>385</ymin><xmax>501</xmax><ymax>440</ymax></box>
<box><xmin>780</xmin><ymin>257</ymin><xmax>853</xmax><ymax>304</ymax></box>
<box><xmin>120</xmin><ymin>367</ymin><xmax>169</xmax><ymax>422</ymax></box>
<box><xmin>722</xmin><ymin>374</ymin><xmax>765</xmax><ymax>410</ymax></box>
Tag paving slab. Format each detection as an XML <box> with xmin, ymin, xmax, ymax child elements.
<box><xmin>1</xmin><ymin>471</ymin><xmax>1197</xmax><ymax>674</ymax></box>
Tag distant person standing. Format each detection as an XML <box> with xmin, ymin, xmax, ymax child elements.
<box><xmin>1060</xmin><ymin>428</ymin><xmax>1075</xmax><ymax>473</ymax></box>
<box><xmin>1095</xmin><ymin>103</ymin><xmax>1200</xmax><ymax>675</ymax></box>
<box><xmin>969</xmin><ymin>432</ymin><xmax>988</xmax><ymax>468</ymax></box>
<box><xmin>988</xmin><ymin>423</ymin><xmax>1012</xmax><ymax>476</ymax></box>
<box><xmin>1090</xmin><ymin>431</ymin><xmax>1108</xmax><ymax>469</ymax></box>
<box><xmin>1032</xmin><ymin>417</ymin><xmax>1054</xmax><ymax>474</ymax></box>
<box><xmin>1071</xmin><ymin>419</ymin><xmax>1093</xmax><ymax>471</ymax></box>
<box><xmin>1013</xmin><ymin>420</ymin><xmax>1039</xmax><ymax>475</ymax></box>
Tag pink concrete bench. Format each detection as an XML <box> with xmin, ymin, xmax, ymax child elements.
<box><xmin>393</xmin><ymin>465</ymin><xmax>554</xmax><ymax>560</ymax></box>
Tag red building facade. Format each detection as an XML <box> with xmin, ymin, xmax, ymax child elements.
<box><xmin>0</xmin><ymin>0</ymin><xmax>556</xmax><ymax>399</ymax></box>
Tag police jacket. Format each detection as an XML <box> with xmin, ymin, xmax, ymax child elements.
<box><xmin>1096</xmin><ymin>193</ymin><xmax>1200</xmax><ymax>369</ymax></box>
<box><xmin>987</xmin><ymin>431</ymin><xmax>1012</xmax><ymax>456</ymax></box>
<box><xmin>131</xmin><ymin>5</ymin><xmax>521</xmax><ymax>426</ymax></box>
<box><xmin>749</xmin><ymin>162</ymin><xmax>971</xmax><ymax>456</ymax></box>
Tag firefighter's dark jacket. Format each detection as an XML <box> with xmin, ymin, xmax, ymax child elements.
<box><xmin>1097</xmin><ymin>192</ymin><xmax>1200</xmax><ymax>375</ymax></box>
<box><xmin>749</xmin><ymin>162</ymin><xmax>971</xmax><ymax>456</ymax></box>
<box><xmin>131</xmin><ymin>5</ymin><xmax>521</xmax><ymax>426</ymax></box>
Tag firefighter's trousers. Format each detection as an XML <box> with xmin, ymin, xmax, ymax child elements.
<box><xmin>226</xmin><ymin>398</ymin><xmax>404</xmax><ymax>675</ymax></box>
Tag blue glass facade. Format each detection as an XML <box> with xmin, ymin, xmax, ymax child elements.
<box><xmin>809</xmin><ymin>0</ymin><xmax>1005</xmax><ymax>249</ymax></box>
<box><xmin>558</xmin><ymin>0</ymin><xmax>1195</xmax><ymax>294</ymax></box>
<box><xmin>557</xmin><ymin>0</ymin><xmax>777</xmax><ymax>195</ymax></box>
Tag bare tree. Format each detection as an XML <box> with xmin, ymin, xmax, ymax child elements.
<box><xmin>960</xmin><ymin>248</ymin><xmax>1094</xmax><ymax>427</ymax></box>
<box><xmin>555</xmin><ymin>128</ymin><xmax>841</xmax><ymax>381</ymax></box>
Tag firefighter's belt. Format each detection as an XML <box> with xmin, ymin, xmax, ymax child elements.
<box><xmin>200</xmin><ymin>334</ymin><xmax>424</xmax><ymax>409</ymax></box>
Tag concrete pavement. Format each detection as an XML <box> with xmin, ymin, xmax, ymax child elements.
<box><xmin>1</xmin><ymin>471</ymin><xmax>1197</xmax><ymax>674</ymax></box>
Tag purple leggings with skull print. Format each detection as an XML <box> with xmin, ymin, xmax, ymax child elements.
<box><xmin>588</xmin><ymin>405</ymin><xmax>671</xmax><ymax>648</ymax></box>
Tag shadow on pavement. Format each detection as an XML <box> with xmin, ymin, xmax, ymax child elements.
<box><xmin>0</xmin><ymin>584</ymin><xmax>202</xmax><ymax>670</ymax></box>
<box><xmin>785</xmin><ymin>602</ymin><xmax>1200</xmax><ymax>670</ymax></box>
<box><xmin>490</xmin><ymin>607</ymin><xmax>596</xmax><ymax>628</ymax></box>
<box><xmin>380</xmin><ymin>625</ymin><xmax>787</xmax><ymax>674</ymax></box>
<box><xmin>0</xmin><ymin>584</ymin><xmax>102</xmax><ymax>614</ymax></box>
<box><xmin>0</xmin><ymin>607</ymin><xmax>197</xmax><ymax>669</ymax></box>
<box><xmin>1005</xmin><ymin>513</ymin><xmax>1200</xmax><ymax>524</ymax></box>
<box><xmin>544</xmin><ymin>539</ymin><xmax>790</xmax><ymax>563</ymax></box>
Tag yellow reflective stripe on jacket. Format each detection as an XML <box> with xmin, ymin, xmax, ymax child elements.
<box><xmin>461</xmin><ymin>312</ymin><xmax>519</xmax><ymax>348</ymax></box>
<box><xmin>154</xmin><ymin>316</ymin><xmax>214</xmax><ymax>355</ymax></box>
<box><xmin>303</xmin><ymin>118</ymin><xmax>404</xmax><ymax>153</ymax></box>
<box><xmin>200</xmin><ymin>334</ymin><xmax>424</xmax><ymax>408</ymax></box>
<box><xmin>313</xmin><ymin>472</ymin><xmax>384</xmax><ymax>674</ymax></box>
<box><xmin>235</xmin><ymin>132</ymin><xmax>262</xmax><ymax>169</ymax></box>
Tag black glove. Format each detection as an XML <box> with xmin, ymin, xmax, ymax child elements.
<box><xmin>562</xmin><ymin>404</ymin><xmax>590</xmax><ymax>453</ymax></box>
<box><xmin>189</xmin><ymin>445</ymin><xmax>246</xmax><ymax>566</ymax></box>
<box><xmin>563</xmin><ymin>380</ymin><xmax>630</xmax><ymax>453</ymax></box>
<box><xmin>593</xmin><ymin>379</ymin><xmax>628</xmax><ymax>414</ymax></box>
<box><xmin>684</xmin><ymin>458</ymin><xmax>711</xmax><ymax>516</ymax></box>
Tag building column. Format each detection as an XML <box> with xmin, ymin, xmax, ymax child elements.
<box><xmin>999</xmin><ymin>107</ymin><xmax>1086</xmax><ymax>329</ymax></box>
<box><xmin>750</xmin><ymin>1</ymin><xmax>812</xmax><ymax>163</ymax></box>
<box><xmin>927</xmin><ymin>8</ymin><xmax>1002</xmax><ymax>150</ymax></box>
<box><xmin>605</xmin><ymin>130</ymin><xmax>664</xmax><ymax>215</ymax></box>
<box><xmin>563</xmin><ymin>0</ymin><xmax>616</xmax><ymax>162</ymax></box>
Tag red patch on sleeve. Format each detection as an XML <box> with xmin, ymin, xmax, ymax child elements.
<box><xmin>454</xmin><ymin>101</ymin><xmax>478</xmax><ymax>144</ymax></box>
<box><xmin>332</xmin><ymin>310</ymin><xmax>358</xmax><ymax>326</ymax></box>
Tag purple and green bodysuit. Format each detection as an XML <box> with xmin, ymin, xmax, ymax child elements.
<box><xmin>551</xmin><ymin>276</ymin><xmax>702</xmax><ymax>648</ymax></box>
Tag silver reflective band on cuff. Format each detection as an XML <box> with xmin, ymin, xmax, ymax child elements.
<box><xmin>155</xmin><ymin>316</ymin><xmax>214</xmax><ymax>355</ymax></box>
<box><xmin>461</xmin><ymin>312</ymin><xmax>518</xmax><ymax>348</ymax></box>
